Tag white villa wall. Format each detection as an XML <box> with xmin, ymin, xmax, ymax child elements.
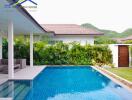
<box><xmin>32</xmin><ymin>34</ymin><xmax>95</xmax><ymax>45</ymax></box>
<box><xmin>109</xmin><ymin>45</ymin><xmax>119</xmax><ymax>67</ymax></box>
<box><xmin>53</xmin><ymin>35</ymin><xmax>94</xmax><ymax>45</ymax></box>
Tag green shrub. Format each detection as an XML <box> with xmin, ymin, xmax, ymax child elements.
<box><xmin>14</xmin><ymin>37</ymin><xmax>30</xmax><ymax>59</ymax></box>
<box><xmin>2</xmin><ymin>39</ymin><xmax>112</xmax><ymax>65</ymax></box>
<box><xmin>2</xmin><ymin>38</ymin><xmax>8</xmax><ymax>59</ymax></box>
<box><xmin>37</xmin><ymin>42</ymin><xmax>69</xmax><ymax>65</ymax></box>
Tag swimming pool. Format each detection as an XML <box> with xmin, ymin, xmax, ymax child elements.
<box><xmin>0</xmin><ymin>66</ymin><xmax>132</xmax><ymax>100</ymax></box>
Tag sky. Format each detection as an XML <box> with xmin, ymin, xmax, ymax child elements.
<box><xmin>23</xmin><ymin>0</ymin><xmax>132</xmax><ymax>32</ymax></box>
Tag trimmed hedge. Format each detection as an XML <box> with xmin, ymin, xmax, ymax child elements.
<box><xmin>3</xmin><ymin>39</ymin><xmax>112</xmax><ymax>65</ymax></box>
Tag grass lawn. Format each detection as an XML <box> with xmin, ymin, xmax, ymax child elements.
<box><xmin>106</xmin><ymin>67</ymin><xmax>132</xmax><ymax>82</ymax></box>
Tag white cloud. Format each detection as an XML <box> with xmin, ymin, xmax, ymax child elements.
<box><xmin>23</xmin><ymin>0</ymin><xmax>132</xmax><ymax>32</ymax></box>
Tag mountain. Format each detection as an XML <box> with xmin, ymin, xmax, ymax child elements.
<box><xmin>100</xmin><ymin>29</ymin><xmax>119</xmax><ymax>38</ymax></box>
<box><xmin>121</xmin><ymin>28</ymin><xmax>132</xmax><ymax>37</ymax></box>
<box><xmin>81</xmin><ymin>23</ymin><xmax>132</xmax><ymax>38</ymax></box>
<box><xmin>81</xmin><ymin>23</ymin><xmax>99</xmax><ymax>30</ymax></box>
<box><xmin>81</xmin><ymin>23</ymin><xmax>132</xmax><ymax>44</ymax></box>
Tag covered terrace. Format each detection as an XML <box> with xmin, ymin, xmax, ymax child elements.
<box><xmin>0</xmin><ymin>0</ymin><xmax>51</xmax><ymax>80</ymax></box>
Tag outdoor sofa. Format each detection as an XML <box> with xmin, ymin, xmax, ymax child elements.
<box><xmin>0</xmin><ymin>59</ymin><xmax>26</xmax><ymax>74</ymax></box>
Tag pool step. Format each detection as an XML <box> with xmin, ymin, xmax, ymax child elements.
<box><xmin>14</xmin><ymin>86</ymin><xmax>30</xmax><ymax>100</ymax></box>
<box><xmin>0</xmin><ymin>82</ymin><xmax>12</xmax><ymax>92</ymax></box>
<box><xmin>0</xmin><ymin>81</ymin><xmax>30</xmax><ymax>100</ymax></box>
<box><xmin>0</xmin><ymin>82</ymin><xmax>20</xmax><ymax>97</ymax></box>
<box><xmin>6</xmin><ymin>83</ymin><xmax>27</xmax><ymax>98</ymax></box>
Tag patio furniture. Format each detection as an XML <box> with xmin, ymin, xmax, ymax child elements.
<box><xmin>0</xmin><ymin>59</ymin><xmax>26</xmax><ymax>74</ymax></box>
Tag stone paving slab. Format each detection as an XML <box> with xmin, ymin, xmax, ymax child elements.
<box><xmin>0</xmin><ymin>74</ymin><xmax>8</xmax><ymax>85</ymax></box>
<box><xmin>9</xmin><ymin>66</ymin><xmax>46</xmax><ymax>80</ymax></box>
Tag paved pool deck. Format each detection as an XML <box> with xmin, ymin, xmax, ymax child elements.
<box><xmin>0</xmin><ymin>66</ymin><xmax>46</xmax><ymax>85</ymax></box>
<box><xmin>0</xmin><ymin>74</ymin><xmax>8</xmax><ymax>85</ymax></box>
<box><xmin>9</xmin><ymin>66</ymin><xmax>46</xmax><ymax>80</ymax></box>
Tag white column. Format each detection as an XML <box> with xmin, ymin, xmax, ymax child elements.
<box><xmin>8</xmin><ymin>21</ymin><xmax>14</xmax><ymax>78</ymax></box>
<box><xmin>0</xmin><ymin>35</ymin><xmax>2</xmax><ymax>59</ymax></box>
<box><xmin>109</xmin><ymin>45</ymin><xmax>118</xmax><ymax>67</ymax></box>
<box><xmin>30</xmin><ymin>33</ymin><xmax>33</xmax><ymax>67</ymax></box>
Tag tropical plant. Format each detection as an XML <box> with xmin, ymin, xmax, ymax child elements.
<box><xmin>2</xmin><ymin>38</ymin><xmax>8</xmax><ymax>58</ymax></box>
<box><xmin>2</xmin><ymin>38</ymin><xmax>112</xmax><ymax>65</ymax></box>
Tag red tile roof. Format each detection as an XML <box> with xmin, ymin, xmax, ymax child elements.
<box><xmin>113</xmin><ymin>35</ymin><xmax>132</xmax><ymax>43</ymax></box>
<box><xmin>120</xmin><ymin>35</ymin><xmax>132</xmax><ymax>41</ymax></box>
<box><xmin>41</xmin><ymin>24</ymin><xmax>103</xmax><ymax>35</ymax></box>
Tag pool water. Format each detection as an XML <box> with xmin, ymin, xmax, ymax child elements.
<box><xmin>0</xmin><ymin>66</ymin><xmax>132</xmax><ymax>100</ymax></box>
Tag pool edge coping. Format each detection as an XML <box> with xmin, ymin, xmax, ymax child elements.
<box><xmin>8</xmin><ymin>66</ymin><xmax>46</xmax><ymax>81</ymax></box>
<box><xmin>91</xmin><ymin>66</ymin><xmax>132</xmax><ymax>92</ymax></box>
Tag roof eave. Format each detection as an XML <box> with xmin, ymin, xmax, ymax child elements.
<box><xmin>18</xmin><ymin>6</ymin><xmax>47</xmax><ymax>33</ymax></box>
<box><xmin>54</xmin><ymin>33</ymin><xmax>104</xmax><ymax>36</ymax></box>
<box><xmin>8</xmin><ymin>0</ymin><xmax>50</xmax><ymax>33</ymax></box>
